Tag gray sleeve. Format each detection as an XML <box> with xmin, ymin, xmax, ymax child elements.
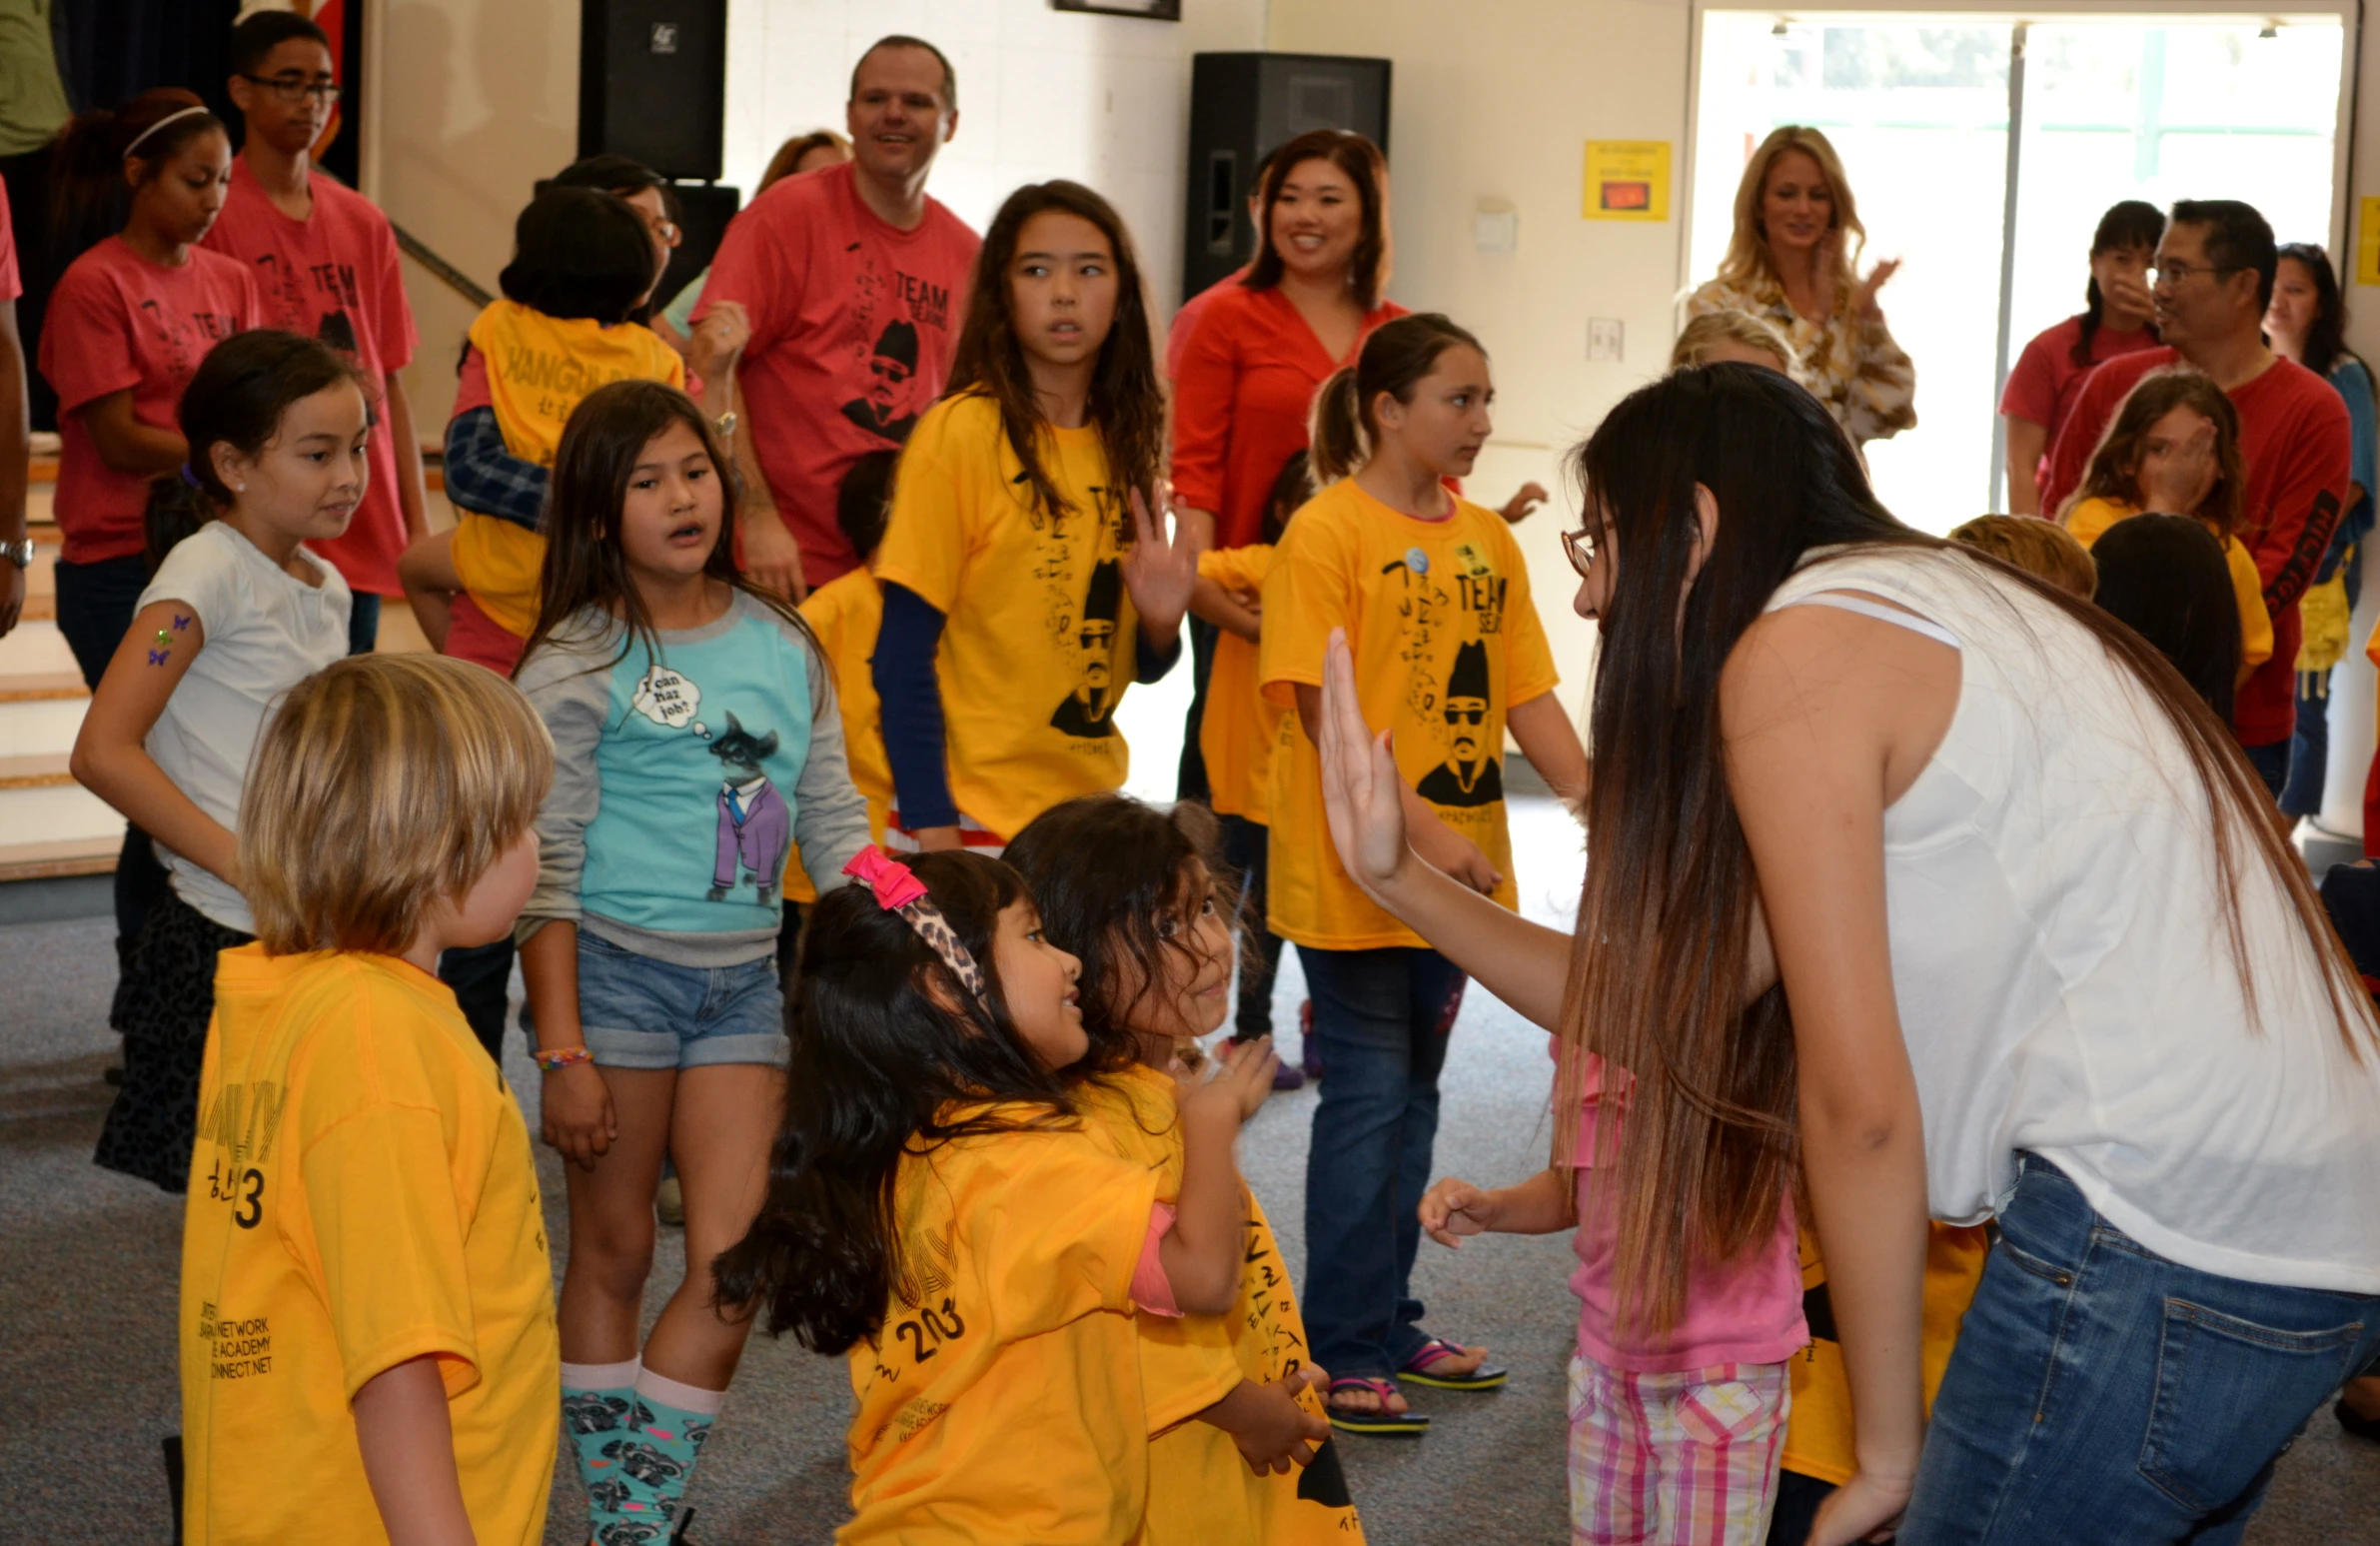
<box><xmin>514</xmin><ymin>628</ymin><xmax>615</xmax><ymax>942</ymax></box>
<box><xmin>770</xmin><ymin>604</ymin><xmax>873</xmax><ymax>894</ymax></box>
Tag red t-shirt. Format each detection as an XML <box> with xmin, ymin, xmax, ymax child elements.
<box><xmin>1169</xmin><ymin>283</ymin><xmax>1408</xmax><ymax>548</ymax></box>
<box><xmin>201</xmin><ymin>159</ymin><xmax>420</xmax><ymax>596</ymax></box>
<box><xmin>694</xmin><ymin>161</ymin><xmax>980</xmax><ymax>589</ymax></box>
<box><xmin>1164</xmin><ymin>267</ymin><xmax>1246</xmax><ymax>381</ymax></box>
<box><xmin>0</xmin><ymin>174</ymin><xmax>20</xmax><ymax>302</ymax></box>
<box><xmin>1998</xmin><ymin>313</ymin><xmax>2160</xmax><ymax>465</ymax></box>
<box><xmin>40</xmin><ymin>237</ymin><xmax>259</xmax><ymax>564</ymax></box>
<box><xmin>2044</xmin><ymin>346</ymin><xmax>2351</xmax><ymax>747</ymax></box>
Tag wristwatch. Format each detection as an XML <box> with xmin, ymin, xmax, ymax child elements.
<box><xmin>0</xmin><ymin>539</ymin><xmax>32</xmax><ymax>570</ymax></box>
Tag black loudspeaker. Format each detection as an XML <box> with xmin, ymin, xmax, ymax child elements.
<box><xmin>579</xmin><ymin>0</ymin><xmax>727</xmax><ymax>182</ymax></box>
<box><xmin>1180</xmin><ymin>53</ymin><xmax>1392</xmax><ymax>305</ymax></box>
<box><xmin>655</xmin><ymin>182</ymin><xmax>741</xmax><ymax>311</ymax></box>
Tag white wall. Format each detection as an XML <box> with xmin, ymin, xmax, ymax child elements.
<box><xmin>1266</xmin><ymin>0</ymin><xmax>1696</xmax><ymax>726</ymax></box>
<box><xmin>376</xmin><ymin>0</ymin><xmax>581</xmax><ymax>430</ymax></box>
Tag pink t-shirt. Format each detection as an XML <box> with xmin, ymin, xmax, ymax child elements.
<box><xmin>40</xmin><ymin>237</ymin><xmax>259</xmax><ymax>564</ymax></box>
<box><xmin>1997</xmin><ymin>313</ymin><xmax>2161</xmax><ymax>478</ymax></box>
<box><xmin>1569</xmin><ymin>1054</ymin><xmax>1806</xmax><ymax>1374</ymax></box>
<box><xmin>695</xmin><ymin>160</ymin><xmax>980</xmax><ymax>589</ymax></box>
<box><xmin>0</xmin><ymin>173</ymin><xmax>20</xmax><ymax>303</ymax></box>
<box><xmin>202</xmin><ymin>158</ymin><xmax>420</xmax><ymax>596</ymax></box>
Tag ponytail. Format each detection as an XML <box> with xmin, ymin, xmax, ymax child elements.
<box><xmin>1304</xmin><ymin>312</ymin><xmax>1488</xmax><ymax>483</ymax></box>
<box><xmin>1308</xmin><ymin>368</ymin><xmax>1366</xmax><ymax>482</ymax></box>
<box><xmin>50</xmin><ymin>89</ymin><xmax>225</xmax><ymax>262</ymax></box>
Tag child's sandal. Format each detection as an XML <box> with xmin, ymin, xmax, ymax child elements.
<box><xmin>1396</xmin><ymin>1336</ymin><xmax>1508</xmax><ymax>1390</ymax></box>
<box><xmin>1325</xmin><ymin>1375</ymin><xmax>1431</xmax><ymax>1435</ymax></box>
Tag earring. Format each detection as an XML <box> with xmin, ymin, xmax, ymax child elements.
<box><xmin>235</xmin><ymin>483</ymin><xmax>247</xmax><ymax>492</ymax></box>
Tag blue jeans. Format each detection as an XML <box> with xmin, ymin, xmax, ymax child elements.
<box><xmin>2240</xmin><ymin>738</ymin><xmax>2291</xmax><ymax>801</ymax></box>
<box><xmin>1218</xmin><ymin>813</ymin><xmax>1285</xmax><ymax>1041</ymax></box>
<box><xmin>54</xmin><ymin>554</ymin><xmax>170</xmax><ymax>955</ymax></box>
<box><xmin>1900</xmin><ymin>1155</ymin><xmax>2380</xmax><ymax>1545</ymax></box>
<box><xmin>346</xmin><ymin>591</ymin><xmax>381</xmax><ymax>656</ymax></box>
<box><xmin>575</xmin><ymin>927</ymin><xmax>788</xmax><ymax>1070</ymax></box>
<box><xmin>1298</xmin><ymin>943</ymin><xmax>1467</xmax><ymax>1378</ymax></box>
<box><xmin>2281</xmin><ymin>669</ymin><xmax>2331</xmax><ymax>818</ymax></box>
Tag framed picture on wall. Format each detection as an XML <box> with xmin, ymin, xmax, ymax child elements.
<box><xmin>1052</xmin><ymin>0</ymin><xmax>1181</xmax><ymax>18</ymax></box>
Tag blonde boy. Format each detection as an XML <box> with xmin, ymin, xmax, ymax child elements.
<box><xmin>179</xmin><ymin>654</ymin><xmax>560</xmax><ymax>1546</ymax></box>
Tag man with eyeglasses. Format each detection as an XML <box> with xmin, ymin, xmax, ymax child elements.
<box><xmin>2043</xmin><ymin>199</ymin><xmax>2349</xmax><ymax>796</ymax></box>
<box><xmin>203</xmin><ymin>8</ymin><xmax>425</xmax><ymax>657</ymax></box>
<box><xmin>695</xmin><ymin>35</ymin><xmax>980</xmax><ymax>597</ymax></box>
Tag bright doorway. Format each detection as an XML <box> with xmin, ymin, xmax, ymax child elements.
<box><xmin>1688</xmin><ymin>11</ymin><xmax>2349</xmax><ymax>532</ymax></box>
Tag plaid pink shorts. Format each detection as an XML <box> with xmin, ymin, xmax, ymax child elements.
<box><xmin>1566</xmin><ymin>1352</ymin><xmax>1790</xmax><ymax>1545</ymax></box>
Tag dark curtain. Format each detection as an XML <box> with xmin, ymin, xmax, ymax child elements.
<box><xmin>12</xmin><ymin>0</ymin><xmax>243</xmax><ymax>430</ymax></box>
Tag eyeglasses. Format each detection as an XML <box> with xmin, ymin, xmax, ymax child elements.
<box><xmin>238</xmin><ymin>73</ymin><xmax>342</xmax><ymax>105</ymax></box>
<box><xmin>2150</xmin><ymin>259</ymin><xmax>2237</xmax><ymax>286</ymax></box>
<box><xmin>1562</xmin><ymin>527</ymin><xmax>1600</xmax><ymax>579</ymax></box>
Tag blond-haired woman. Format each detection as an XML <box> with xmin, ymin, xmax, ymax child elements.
<box><xmin>1687</xmin><ymin>125</ymin><xmax>1916</xmax><ymax>446</ymax></box>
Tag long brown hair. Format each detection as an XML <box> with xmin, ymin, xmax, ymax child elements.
<box><xmin>520</xmin><ymin>379</ymin><xmax>812</xmax><ymax>673</ymax></box>
<box><xmin>944</xmin><ymin>180</ymin><xmax>1164</xmax><ymax>527</ymax></box>
<box><xmin>1242</xmin><ymin>129</ymin><xmax>1392</xmax><ymax>311</ymax></box>
<box><xmin>1715</xmin><ymin>126</ymin><xmax>1863</xmax><ymax>300</ymax></box>
<box><xmin>1308</xmin><ymin>313</ymin><xmax>1484</xmax><ymax>482</ymax></box>
<box><xmin>1565</xmin><ymin>362</ymin><xmax>2374</xmax><ymax>1335</ymax></box>
<box><xmin>2063</xmin><ymin>368</ymin><xmax>2245</xmax><ymax>541</ymax></box>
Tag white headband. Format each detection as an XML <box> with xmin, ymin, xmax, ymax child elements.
<box><xmin>124</xmin><ymin>105</ymin><xmax>213</xmax><ymax>161</ymax></box>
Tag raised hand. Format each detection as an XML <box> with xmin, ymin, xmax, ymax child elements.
<box><xmin>687</xmin><ymin>299</ymin><xmax>751</xmax><ymax>383</ymax></box>
<box><xmin>1853</xmin><ymin>257</ymin><xmax>1903</xmax><ymax>320</ymax></box>
<box><xmin>1123</xmin><ymin>485</ymin><xmax>1203</xmax><ymax>645</ymax></box>
<box><xmin>1499</xmin><ymin>482</ymin><xmax>1552</xmax><ymax>525</ymax></box>
<box><xmin>2140</xmin><ymin>416</ymin><xmax>2220</xmax><ymax>518</ymax></box>
<box><xmin>1316</xmin><ymin>629</ymin><xmax>1411</xmax><ymax>898</ymax></box>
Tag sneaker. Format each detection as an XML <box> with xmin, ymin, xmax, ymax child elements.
<box><xmin>1272</xmin><ymin>1061</ymin><xmax>1307</xmax><ymax>1091</ymax></box>
<box><xmin>655</xmin><ymin>1175</ymin><xmax>684</xmax><ymax>1227</ymax></box>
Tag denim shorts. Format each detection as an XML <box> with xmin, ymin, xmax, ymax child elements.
<box><xmin>576</xmin><ymin>929</ymin><xmax>788</xmax><ymax>1070</ymax></box>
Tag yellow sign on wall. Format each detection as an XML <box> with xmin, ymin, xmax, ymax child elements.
<box><xmin>1583</xmin><ymin>140</ymin><xmax>1672</xmax><ymax>223</ymax></box>
<box><xmin>2361</xmin><ymin>197</ymin><xmax>2380</xmax><ymax>287</ymax></box>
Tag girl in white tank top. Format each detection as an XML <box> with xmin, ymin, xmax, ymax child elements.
<box><xmin>1306</xmin><ymin>362</ymin><xmax>2380</xmax><ymax>1546</ymax></box>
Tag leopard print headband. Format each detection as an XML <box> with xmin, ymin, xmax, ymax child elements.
<box><xmin>843</xmin><ymin>848</ymin><xmax>988</xmax><ymax>1001</ymax></box>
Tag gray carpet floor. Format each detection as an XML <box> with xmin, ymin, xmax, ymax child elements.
<box><xmin>5</xmin><ymin>796</ymin><xmax>2376</xmax><ymax>1542</ymax></box>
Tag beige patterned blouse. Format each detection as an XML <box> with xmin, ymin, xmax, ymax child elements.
<box><xmin>1687</xmin><ymin>273</ymin><xmax>1918</xmax><ymax>447</ymax></box>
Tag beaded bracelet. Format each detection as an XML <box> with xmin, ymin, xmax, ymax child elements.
<box><xmin>533</xmin><ymin>1045</ymin><xmax>595</xmax><ymax>1072</ymax></box>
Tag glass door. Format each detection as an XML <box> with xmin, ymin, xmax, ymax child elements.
<box><xmin>1689</xmin><ymin>11</ymin><xmax>2348</xmax><ymax>529</ymax></box>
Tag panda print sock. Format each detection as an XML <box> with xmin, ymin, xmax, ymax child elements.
<box><xmin>560</xmin><ymin>1359</ymin><xmax>642</xmax><ymax>1541</ymax></box>
<box><xmin>619</xmin><ymin>1366</ymin><xmax>726</xmax><ymax>1536</ymax></box>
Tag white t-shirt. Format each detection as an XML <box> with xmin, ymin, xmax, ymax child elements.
<box><xmin>1766</xmin><ymin>544</ymin><xmax>2380</xmax><ymax>1294</ymax></box>
<box><xmin>138</xmin><ymin>522</ymin><xmax>351</xmax><ymax>932</ymax></box>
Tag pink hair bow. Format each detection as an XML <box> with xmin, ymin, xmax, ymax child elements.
<box><xmin>845</xmin><ymin>845</ymin><xmax>927</xmax><ymax>910</ymax></box>
<box><xmin>842</xmin><ymin>847</ymin><xmax>987</xmax><ymax>1000</ymax></box>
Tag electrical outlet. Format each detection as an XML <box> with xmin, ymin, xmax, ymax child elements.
<box><xmin>1589</xmin><ymin>318</ymin><xmax>1624</xmax><ymax>362</ymax></box>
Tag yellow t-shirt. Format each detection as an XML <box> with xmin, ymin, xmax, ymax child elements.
<box><xmin>1077</xmin><ymin>1066</ymin><xmax>1367</xmax><ymax>1546</ymax></box>
<box><xmin>874</xmin><ymin>392</ymin><xmax>1141</xmax><ymax>842</ymax></box>
<box><xmin>842</xmin><ymin>1106</ymin><xmax>1163</xmax><ymax>1545</ymax></box>
<box><xmin>785</xmin><ymin>568</ymin><xmax>892</xmax><ymax>905</ymax></box>
<box><xmin>179</xmin><ymin>947</ymin><xmax>559</xmax><ymax>1546</ymax></box>
<box><xmin>1198</xmin><ymin>544</ymin><xmax>1291</xmax><ymax>824</ymax></box>
<box><xmin>450</xmin><ymin>302</ymin><xmax>687</xmax><ymax>637</ymax></box>
<box><xmin>1259</xmin><ymin>480</ymin><xmax>1559</xmax><ymax>949</ymax></box>
<box><xmin>2062</xmin><ymin>497</ymin><xmax>2273</xmax><ymax>672</ymax></box>
<box><xmin>1781</xmin><ymin>1224</ymin><xmax>1988</xmax><ymax>1486</ymax></box>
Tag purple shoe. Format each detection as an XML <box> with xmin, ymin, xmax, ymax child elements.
<box><xmin>1272</xmin><ymin>1060</ymin><xmax>1306</xmax><ymax>1091</ymax></box>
